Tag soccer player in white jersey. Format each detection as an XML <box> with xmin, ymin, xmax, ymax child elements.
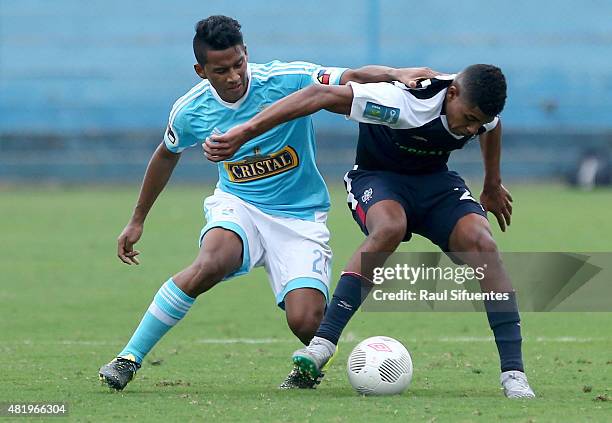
<box><xmin>207</xmin><ymin>65</ymin><xmax>536</xmax><ymax>398</ymax></box>
<box><xmin>98</xmin><ymin>15</ymin><xmax>436</xmax><ymax>391</ymax></box>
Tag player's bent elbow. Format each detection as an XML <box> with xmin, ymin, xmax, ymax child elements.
<box><xmin>315</xmin><ymin>85</ymin><xmax>352</xmax><ymax>115</ymax></box>
<box><xmin>307</xmin><ymin>84</ymin><xmax>331</xmax><ymax>103</ymax></box>
<box><xmin>294</xmin><ymin>84</ymin><xmax>334</xmax><ymax>115</ymax></box>
<box><xmin>290</xmin><ymin>85</ymin><xmax>350</xmax><ymax>116</ymax></box>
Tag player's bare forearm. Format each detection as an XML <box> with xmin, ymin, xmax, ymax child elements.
<box><xmin>130</xmin><ymin>142</ymin><xmax>181</xmax><ymax>224</ymax></box>
<box><xmin>117</xmin><ymin>142</ymin><xmax>180</xmax><ymax>265</ymax></box>
<box><xmin>340</xmin><ymin>66</ymin><xmax>397</xmax><ymax>84</ymax></box>
<box><xmin>240</xmin><ymin>85</ymin><xmax>353</xmax><ymax>141</ymax></box>
<box><xmin>479</xmin><ymin>120</ymin><xmax>503</xmax><ymax>188</ymax></box>
<box><xmin>340</xmin><ymin>66</ymin><xmax>440</xmax><ymax>87</ymax></box>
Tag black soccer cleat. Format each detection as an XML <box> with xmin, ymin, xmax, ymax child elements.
<box><xmin>99</xmin><ymin>356</ymin><xmax>141</xmax><ymax>391</ymax></box>
<box><xmin>278</xmin><ymin>366</ymin><xmax>324</xmax><ymax>389</ymax></box>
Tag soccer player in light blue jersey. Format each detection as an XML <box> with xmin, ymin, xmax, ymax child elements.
<box><xmin>98</xmin><ymin>15</ymin><xmax>436</xmax><ymax>391</ymax></box>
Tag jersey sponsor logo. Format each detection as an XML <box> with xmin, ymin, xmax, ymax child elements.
<box><xmin>363</xmin><ymin>101</ymin><xmax>400</xmax><ymax>124</ymax></box>
<box><xmin>411</xmin><ymin>135</ymin><xmax>429</xmax><ymax>142</ymax></box>
<box><xmin>395</xmin><ymin>143</ymin><xmax>447</xmax><ymax>156</ymax></box>
<box><xmin>165</xmin><ymin>125</ymin><xmax>177</xmax><ymax>145</ymax></box>
<box><xmin>224</xmin><ymin>146</ymin><xmax>299</xmax><ymax>183</ymax></box>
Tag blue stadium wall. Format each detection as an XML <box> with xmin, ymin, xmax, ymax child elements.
<box><xmin>1</xmin><ymin>0</ymin><xmax>611</xmax><ymax>182</ymax></box>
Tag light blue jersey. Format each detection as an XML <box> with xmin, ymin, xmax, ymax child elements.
<box><xmin>163</xmin><ymin>61</ymin><xmax>347</xmax><ymax>221</ymax></box>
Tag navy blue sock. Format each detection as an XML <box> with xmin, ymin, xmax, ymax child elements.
<box><xmin>315</xmin><ymin>274</ymin><xmax>372</xmax><ymax>345</ymax></box>
<box><xmin>484</xmin><ymin>293</ymin><xmax>524</xmax><ymax>372</ymax></box>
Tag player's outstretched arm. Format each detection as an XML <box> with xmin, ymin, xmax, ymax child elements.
<box><xmin>117</xmin><ymin>142</ymin><xmax>181</xmax><ymax>264</ymax></box>
<box><xmin>479</xmin><ymin>120</ymin><xmax>513</xmax><ymax>232</ymax></box>
<box><xmin>203</xmin><ymin>84</ymin><xmax>354</xmax><ymax>162</ymax></box>
<box><xmin>340</xmin><ymin>66</ymin><xmax>441</xmax><ymax>87</ymax></box>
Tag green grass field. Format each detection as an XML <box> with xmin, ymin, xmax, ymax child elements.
<box><xmin>1</xmin><ymin>184</ymin><xmax>611</xmax><ymax>422</ymax></box>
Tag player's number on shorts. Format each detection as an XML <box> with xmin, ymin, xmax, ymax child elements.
<box><xmin>312</xmin><ymin>250</ymin><xmax>324</xmax><ymax>275</ymax></box>
<box><xmin>459</xmin><ymin>189</ymin><xmax>476</xmax><ymax>202</ymax></box>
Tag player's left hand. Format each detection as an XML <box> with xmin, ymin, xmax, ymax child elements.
<box><xmin>395</xmin><ymin>67</ymin><xmax>445</xmax><ymax>88</ymax></box>
<box><xmin>480</xmin><ymin>183</ymin><xmax>513</xmax><ymax>232</ymax></box>
<box><xmin>202</xmin><ymin>125</ymin><xmax>248</xmax><ymax>162</ymax></box>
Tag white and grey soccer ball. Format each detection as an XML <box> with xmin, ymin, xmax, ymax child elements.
<box><xmin>347</xmin><ymin>336</ymin><xmax>413</xmax><ymax>396</ymax></box>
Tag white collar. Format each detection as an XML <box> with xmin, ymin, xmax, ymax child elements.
<box><xmin>440</xmin><ymin>114</ymin><xmax>465</xmax><ymax>140</ymax></box>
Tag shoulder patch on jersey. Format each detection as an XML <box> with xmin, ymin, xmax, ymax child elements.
<box><xmin>316</xmin><ymin>69</ymin><xmax>331</xmax><ymax>85</ymax></box>
<box><xmin>314</xmin><ymin>67</ymin><xmax>346</xmax><ymax>86</ymax></box>
<box><xmin>363</xmin><ymin>101</ymin><xmax>400</xmax><ymax>124</ymax></box>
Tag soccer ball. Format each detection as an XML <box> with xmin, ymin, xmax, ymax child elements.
<box><xmin>347</xmin><ymin>336</ymin><xmax>413</xmax><ymax>396</ymax></box>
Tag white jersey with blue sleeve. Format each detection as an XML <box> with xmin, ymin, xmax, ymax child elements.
<box><xmin>163</xmin><ymin>61</ymin><xmax>347</xmax><ymax>221</ymax></box>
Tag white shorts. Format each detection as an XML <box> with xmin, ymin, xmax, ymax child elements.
<box><xmin>199</xmin><ymin>189</ymin><xmax>332</xmax><ymax>308</ymax></box>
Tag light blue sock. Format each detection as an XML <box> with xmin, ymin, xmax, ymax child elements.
<box><xmin>118</xmin><ymin>278</ymin><xmax>195</xmax><ymax>364</ymax></box>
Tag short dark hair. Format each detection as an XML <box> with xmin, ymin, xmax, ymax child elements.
<box><xmin>457</xmin><ymin>64</ymin><xmax>507</xmax><ymax>116</ymax></box>
<box><xmin>193</xmin><ymin>15</ymin><xmax>244</xmax><ymax>66</ymax></box>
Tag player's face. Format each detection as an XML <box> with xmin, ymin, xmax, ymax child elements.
<box><xmin>195</xmin><ymin>45</ymin><xmax>249</xmax><ymax>103</ymax></box>
<box><xmin>444</xmin><ymin>85</ymin><xmax>494</xmax><ymax>137</ymax></box>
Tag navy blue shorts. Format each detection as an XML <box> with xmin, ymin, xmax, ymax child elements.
<box><xmin>344</xmin><ymin>167</ymin><xmax>487</xmax><ymax>252</ymax></box>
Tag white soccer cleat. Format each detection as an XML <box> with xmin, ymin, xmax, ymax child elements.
<box><xmin>501</xmin><ymin>370</ymin><xmax>536</xmax><ymax>399</ymax></box>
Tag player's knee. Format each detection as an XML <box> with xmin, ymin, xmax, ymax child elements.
<box><xmin>368</xmin><ymin>221</ymin><xmax>405</xmax><ymax>250</ymax></box>
<box><xmin>462</xmin><ymin>229</ymin><xmax>498</xmax><ymax>254</ymax></box>
<box><xmin>186</xmin><ymin>254</ymin><xmax>233</xmax><ymax>291</ymax></box>
<box><xmin>478</xmin><ymin>233</ymin><xmax>498</xmax><ymax>254</ymax></box>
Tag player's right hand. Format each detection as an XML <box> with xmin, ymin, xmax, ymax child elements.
<box><xmin>480</xmin><ymin>184</ymin><xmax>513</xmax><ymax>232</ymax></box>
<box><xmin>117</xmin><ymin>222</ymin><xmax>143</xmax><ymax>265</ymax></box>
<box><xmin>203</xmin><ymin>124</ymin><xmax>249</xmax><ymax>162</ymax></box>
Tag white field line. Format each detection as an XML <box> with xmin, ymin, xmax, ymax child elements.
<box><xmin>2</xmin><ymin>336</ymin><xmax>607</xmax><ymax>346</ymax></box>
